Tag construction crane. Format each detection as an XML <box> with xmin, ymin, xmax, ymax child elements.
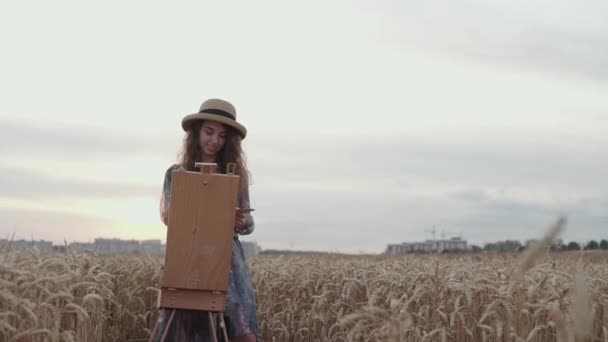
<box><xmin>425</xmin><ymin>228</ymin><xmax>437</xmax><ymax>241</ymax></box>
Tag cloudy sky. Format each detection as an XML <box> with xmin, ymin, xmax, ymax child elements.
<box><xmin>1</xmin><ymin>0</ymin><xmax>606</xmax><ymax>253</ymax></box>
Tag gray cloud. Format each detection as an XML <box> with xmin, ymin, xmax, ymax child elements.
<box><xmin>446</xmin><ymin>188</ymin><xmax>490</xmax><ymax>202</ymax></box>
<box><xmin>1</xmin><ymin>127</ymin><xmax>606</xmax><ymax>252</ymax></box>
<box><xmin>250</xmin><ymin>132</ymin><xmax>608</xmax><ymax>191</ymax></box>
<box><xmin>375</xmin><ymin>1</ymin><xmax>608</xmax><ymax>82</ymax></box>
<box><xmin>0</xmin><ymin>118</ymin><xmax>175</xmax><ymax>158</ymax></box>
<box><xmin>251</xmin><ymin>184</ymin><xmax>607</xmax><ymax>252</ymax></box>
<box><xmin>0</xmin><ymin>165</ymin><xmax>159</xmax><ymax>199</ymax></box>
<box><xmin>446</xmin><ymin>193</ymin><xmax>608</xmax><ymax>245</ymax></box>
<box><xmin>245</xmin><ymin>133</ymin><xmax>608</xmax><ymax>251</ymax></box>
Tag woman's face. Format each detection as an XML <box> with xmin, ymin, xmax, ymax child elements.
<box><xmin>199</xmin><ymin>120</ymin><xmax>227</xmax><ymax>159</ymax></box>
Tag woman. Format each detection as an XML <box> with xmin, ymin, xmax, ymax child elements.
<box><xmin>153</xmin><ymin>98</ymin><xmax>259</xmax><ymax>342</ymax></box>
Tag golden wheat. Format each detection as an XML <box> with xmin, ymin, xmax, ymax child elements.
<box><xmin>1</xmin><ymin>247</ymin><xmax>607</xmax><ymax>341</ymax></box>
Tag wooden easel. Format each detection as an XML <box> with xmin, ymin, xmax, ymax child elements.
<box><xmin>150</xmin><ymin>162</ymin><xmax>240</xmax><ymax>342</ymax></box>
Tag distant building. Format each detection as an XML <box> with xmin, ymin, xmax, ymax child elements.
<box><xmin>68</xmin><ymin>242</ymin><xmax>95</xmax><ymax>253</ymax></box>
<box><xmin>141</xmin><ymin>239</ymin><xmax>163</xmax><ymax>254</ymax></box>
<box><xmin>386</xmin><ymin>237</ymin><xmax>468</xmax><ymax>254</ymax></box>
<box><xmin>92</xmin><ymin>238</ymin><xmax>128</xmax><ymax>253</ymax></box>
<box><xmin>2</xmin><ymin>237</ymin><xmax>259</xmax><ymax>256</ymax></box>
<box><xmin>0</xmin><ymin>239</ymin><xmax>53</xmax><ymax>252</ymax></box>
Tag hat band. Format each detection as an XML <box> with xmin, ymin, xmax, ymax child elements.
<box><xmin>200</xmin><ymin>108</ymin><xmax>235</xmax><ymax>120</ymax></box>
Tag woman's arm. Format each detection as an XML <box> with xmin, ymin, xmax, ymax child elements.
<box><xmin>236</xmin><ymin>184</ymin><xmax>255</xmax><ymax>235</ymax></box>
<box><xmin>159</xmin><ymin>165</ymin><xmax>176</xmax><ymax>227</ymax></box>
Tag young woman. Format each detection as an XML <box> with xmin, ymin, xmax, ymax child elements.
<box><xmin>153</xmin><ymin>98</ymin><xmax>259</xmax><ymax>342</ymax></box>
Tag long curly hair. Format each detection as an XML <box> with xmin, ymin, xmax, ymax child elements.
<box><xmin>178</xmin><ymin>120</ymin><xmax>250</xmax><ymax>191</ymax></box>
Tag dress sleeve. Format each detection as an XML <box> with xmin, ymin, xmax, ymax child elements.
<box><xmin>237</xmin><ymin>183</ymin><xmax>255</xmax><ymax>236</ymax></box>
<box><xmin>160</xmin><ymin>165</ymin><xmax>175</xmax><ymax>226</ymax></box>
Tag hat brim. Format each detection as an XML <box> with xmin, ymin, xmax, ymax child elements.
<box><xmin>181</xmin><ymin>113</ymin><xmax>247</xmax><ymax>139</ymax></box>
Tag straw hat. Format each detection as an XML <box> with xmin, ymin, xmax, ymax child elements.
<box><xmin>181</xmin><ymin>98</ymin><xmax>247</xmax><ymax>139</ymax></box>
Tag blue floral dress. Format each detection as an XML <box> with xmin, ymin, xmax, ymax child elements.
<box><xmin>152</xmin><ymin>164</ymin><xmax>260</xmax><ymax>341</ymax></box>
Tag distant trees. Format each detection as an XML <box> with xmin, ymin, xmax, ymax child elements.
<box><xmin>484</xmin><ymin>240</ymin><xmax>522</xmax><ymax>252</ymax></box>
<box><xmin>524</xmin><ymin>239</ymin><xmax>539</xmax><ymax>249</ymax></box>
<box><xmin>585</xmin><ymin>240</ymin><xmax>599</xmax><ymax>250</ymax></box>
<box><xmin>567</xmin><ymin>241</ymin><xmax>581</xmax><ymax>251</ymax></box>
<box><xmin>478</xmin><ymin>239</ymin><xmax>608</xmax><ymax>252</ymax></box>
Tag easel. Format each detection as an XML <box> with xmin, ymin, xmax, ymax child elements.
<box><xmin>150</xmin><ymin>162</ymin><xmax>240</xmax><ymax>342</ymax></box>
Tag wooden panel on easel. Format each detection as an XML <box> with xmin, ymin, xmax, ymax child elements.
<box><xmin>159</xmin><ymin>288</ymin><xmax>227</xmax><ymax>311</ymax></box>
<box><xmin>162</xmin><ymin>170</ymin><xmax>240</xmax><ymax>291</ymax></box>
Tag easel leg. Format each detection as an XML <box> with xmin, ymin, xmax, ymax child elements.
<box><xmin>219</xmin><ymin>314</ymin><xmax>230</xmax><ymax>342</ymax></box>
<box><xmin>176</xmin><ymin>317</ymin><xmax>184</xmax><ymax>341</ymax></box>
<box><xmin>186</xmin><ymin>316</ymin><xmax>192</xmax><ymax>338</ymax></box>
<box><xmin>208</xmin><ymin>312</ymin><xmax>219</xmax><ymax>342</ymax></box>
<box><xmin>160</xmin><ymin>309</ymin><xmax>176</xmax><ymax>342</ymax></box>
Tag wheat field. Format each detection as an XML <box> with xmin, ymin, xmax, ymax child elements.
<box><xmin>1</xmin><ymin>247</ymin><xmax>607</xmax><ymax>341</ymax></box>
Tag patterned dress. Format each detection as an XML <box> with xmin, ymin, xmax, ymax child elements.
<box><xmin>152</xmin><ymin>164</ymin><xmax>260</xmax><ymax>341</ymax></box>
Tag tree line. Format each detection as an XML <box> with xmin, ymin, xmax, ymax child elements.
<box><xmin>470</xmin><ymin>239</ymin><xmax>608</xmax><ymax>253</ymax></box>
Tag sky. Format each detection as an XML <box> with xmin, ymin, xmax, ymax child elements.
<box><xmin>1</xmin><ymin>0</ymin><xmax>607</xmax><ymax>253</ymax></box>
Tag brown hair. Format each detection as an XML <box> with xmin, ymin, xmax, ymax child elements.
<box><xmin>178</xmin><ymin>120</ymin><xmax>250</xmax><ymax>191</ymax></box>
